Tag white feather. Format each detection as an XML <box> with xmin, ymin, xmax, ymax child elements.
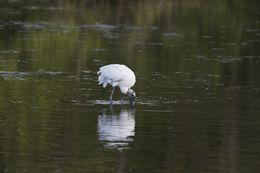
<box><xmin>97</xmin><ymin>64</ymin><xmax>136</xmax><ymax>94</ymax></box>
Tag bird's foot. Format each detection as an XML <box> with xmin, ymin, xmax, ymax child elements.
<box><xmin>109</xmin><ymin>98</ymin><xmax>113</xmax><ymax>104</ymax></box>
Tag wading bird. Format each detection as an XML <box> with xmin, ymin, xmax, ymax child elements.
<box><xmin>97</xmin><ymin>64</ymin><xmax>136</xmax><ymax>105</ymax></box>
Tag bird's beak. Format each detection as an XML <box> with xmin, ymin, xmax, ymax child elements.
<box><xmin>129</xmin><ymin>95</ymin><xmax>136</xmax><ymax>105</ymax></box>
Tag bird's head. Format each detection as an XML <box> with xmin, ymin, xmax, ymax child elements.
<box><xmin>127</xmin><ymin>89</ymin><xmax>136</xmax><ymax>104</ymax></box>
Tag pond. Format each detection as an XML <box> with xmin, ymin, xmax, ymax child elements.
<box><xmin>0</xmin><ymin>0</ymin><xmax>260</xmax><ymax>172</ymax></box>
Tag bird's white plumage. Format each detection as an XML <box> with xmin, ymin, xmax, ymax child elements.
<box><xmin>97</xmin><ymin>64</ymin><xmax>136</xmax><ymax>94</ymax></box>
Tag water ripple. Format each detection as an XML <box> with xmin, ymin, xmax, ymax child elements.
<box><xmin>0</xmin><ymin>70</ymin><xmax>32</xmax><ymax>80</ymax></box>
<box><xmin>0</xmin><ymin>49</ymin><xmax>20</xmax><ymax>54</ymax></box>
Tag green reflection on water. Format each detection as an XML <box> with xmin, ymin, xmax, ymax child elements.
<box><xmin>0</xmin><ymin>0</ymin><xmax>260</xmax><ymax>172</ymax></box>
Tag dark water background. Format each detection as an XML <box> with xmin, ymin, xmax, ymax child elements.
<box><xmin>0</xmin><ymin>0</ymin><xmax>260</xmax><ymax>172</ymax></box>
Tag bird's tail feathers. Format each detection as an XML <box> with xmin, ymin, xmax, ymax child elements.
<box><xmin>102</xmin><ymin>82</ymin><xmax>108</xmax><ymax>88</ymax></box>
<box><xmin>98</xmin><ymin>74</ymin><xmax>109</xmax><ymax>88</ymax></box>
<box><xmin>97</xmin><ymin>67</ymin><xmax>116</xmax><ymax>88</ymax></box>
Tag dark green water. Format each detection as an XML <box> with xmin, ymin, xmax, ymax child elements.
<box><xmin>0</xmin><ymin>0</ymin><xmax>260</xmax><ymax>172</ymax></box>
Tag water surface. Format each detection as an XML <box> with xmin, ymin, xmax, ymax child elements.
<box><xmin>0</xmin><ymin>0</ymin><xmax>260</xmax><ymax>172</ymax></box>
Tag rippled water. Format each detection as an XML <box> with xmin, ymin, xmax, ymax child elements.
<box><xmin>0</xmin><ymin>0</ymin><xmax>260</xmax><ymax>172</ymax></box>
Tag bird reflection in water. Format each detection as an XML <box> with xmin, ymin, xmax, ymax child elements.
<box><xmin>97</xmin><ymin>106</ymin><xmax>135</xmax><ymax>150</ymax></box>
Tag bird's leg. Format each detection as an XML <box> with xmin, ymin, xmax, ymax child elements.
<box><xmin>109</xmin><ymin>87</ymin><xmax>115</xmax><ymax>103</ymax></box>
<box><xmin>120</xmin><ymin>93</ymin><xmax>124</xmax><ymax>104</ymax></box>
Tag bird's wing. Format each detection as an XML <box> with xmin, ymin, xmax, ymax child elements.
<box><xmin>97</xmin><ymin>64</ymin><xmax>126</xmax><ymax>87</ymax></box>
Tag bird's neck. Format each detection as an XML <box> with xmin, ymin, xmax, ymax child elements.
<box><xmin>127</xmin><ymin>88</ymin><xmax>133</xmax><ymax>94</ymax></box>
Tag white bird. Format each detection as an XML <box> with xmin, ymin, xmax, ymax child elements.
<box><xmin>97</xmin><ymin>64</ymin><xmax>136</xmax><ymax>104</ymax></box>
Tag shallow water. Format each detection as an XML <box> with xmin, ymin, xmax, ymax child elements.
<box><xmin>0</xmin><ymin>0</ymin><xmax>260</xmax><ymax>172</ymax></box>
